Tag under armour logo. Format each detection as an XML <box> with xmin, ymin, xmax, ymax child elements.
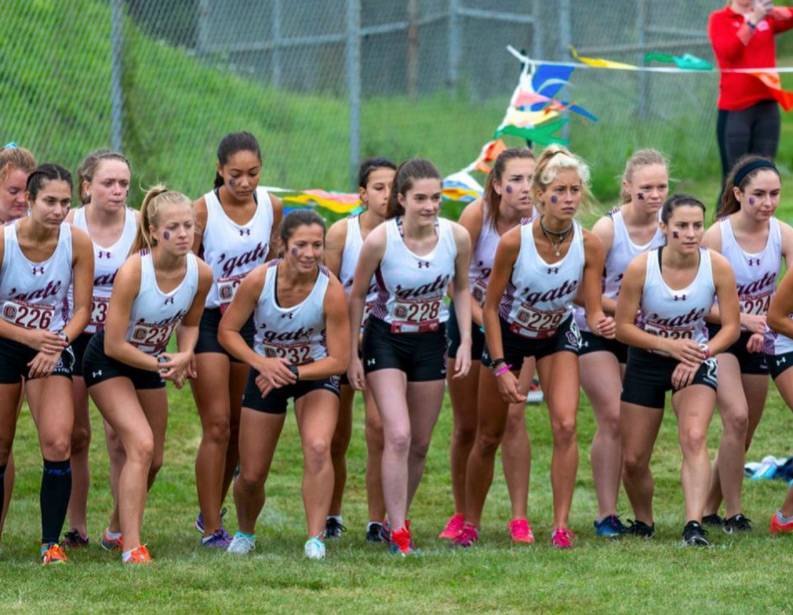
<box><xmin>547</xmin><ymin>267</ymin><xmax>559</xmax><ymax>274</ymax></box>
<box><xmin>164</xmin><ymin>297</ymin><xmax>175</xmax><ymax>305</ymax></box>
<box><xmin>97</xmin><ymin>250</ymin><xmax>112</xmax><ymax>259</ymax></box>
<box><xmin>582</xmin><ymin>341</ymin><xmax>589</xmax><ymax>348</ymax></box>
<box><xmin>92</xmin><ymin>370</ymin><xmax>102</xmax><ymax>378</ymax></box>
<box><xmin>31</xmin><ymin>266</ymin><xmax>44</xmax><ymax>275</ymax></box>
<box><xmin>417</xmin><ymin>260</ymin><xmax>430</xmax><ymax>269</ymax></box>
<box><xmin>239</xmin><ymin>228</ymin><xmax>251</xmax><ymax>237</ymax></box>
<box><xmin>747</xmin><ymin>257</ymin><xmax>760</xmax><ymax>267</ymax></box>
<box><xmin>778</xmin><ymin>357</ymin><xmax>787</xmax><ymax>366</ymax></box>
<box><xmin>366</xmin><ymin>358</ymin><xmax>376</xmax><ymax>366</ymax></box>
<box><xmin>673</xmin><ymin>294</ymin><xmax>687</xmax><ymax>301</ymax></box>
<box><xmin>281</xmin><ymin>312</ymin><xmax>294</xmax><ymax>319</ymax></box>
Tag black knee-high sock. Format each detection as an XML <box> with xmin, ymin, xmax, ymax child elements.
<box><xmin>40</xmin><ymin>459</ymin><xmax>71</xmax><ymax>545</ymax></box>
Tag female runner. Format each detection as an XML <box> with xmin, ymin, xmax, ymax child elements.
<box><xmin>83</xmin><ymin>186</ymin><xmax>211</xmax><ymax>564</ymax></box>
<box><xmin>455</xmin><ymin>146</ymin><xmax>613</xmax><ymax>549</ymax></box>
<box><xmin>0</xmin><ymin>163</ymin><xmax>93</xmax><ymax>564</ymax></box>
<box><xmin>0</xmin><ymin>143</ymin><xmax>36</xmax><ymax>539</ymax></box>
<box><xmin>702</xmin><ymin>156</ymin><xmax>793</xmax><ymax>533</ymax></box>
<box><xmin>63</xmin><ymin>150</ymin><xmax>137</xmax><ymax>548</ymax></box>
<box><xmin>348</xmin><ymin>158</ymin><xmax>472</xmax><ymax>555</ymax></box>
<box><xmin>191</xmin><ymin>132</ymin><xmax>281</xmax><ymax>547</ymax></box>
<box><xmin>324</xmin><ymin>157</ymin><xmax>395</xmax><ymax>542</ymax></box>
<box><xmin>576</xmin><ymin>149</ymin><xmax>667</xmax><ymax>538</ymax></box>
<box><xmin>767</xmin><ymin>257</ymin><xmax>793</xmax><ymax>534</ymax></box>
<box><xmin>617</xmin><ymin>194</ymin><xmax>740</xmax><ymax>546</ymax></box>
<box><xmin>219</xmin><ymin>210</ymin><xmax>350</xmax><ymax>560</ymax></box>
<box><xmin>440</xmin><ymin>147</ymin><xmax>538</xmax><ymax>544</ymax></box>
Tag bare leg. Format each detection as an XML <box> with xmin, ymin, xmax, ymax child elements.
<box><xmin>0</xmin><ymin>383</ymin><xmax>22</xmax><ymax>540</ymax></box>
<box><xmin>233</xmin><ymin>407</ymin><xmax>285</xmax><ymax>534</ymax></box>
<box><xmin>580</xmin><ymin>351</ymin><xmax>623</xmax><ymax>520</ymax></box>
<box><xmin>67</xmin><ymin>375</ymin><xmax>91</xmax><ymax>537</ymax></box>
<box><xmin>363</xmin><ymin>387</ymin><xmax>385</xmax><ymax>522</ymax></box>
<box><xmin>501</xmin><ymin>359</ymin><xmax>533</xmax><ymax>520</ymax></box>
<box><xmin>405</xmin><ymin>380</ymin><xmax>445</xmax><ymax>512</ymax></box>
<box><xmin>328</xmin><ymin>385</ymin><xmax>354</xmax><ymax>517</ymax></box>
<box><xmin>296</xmin><ymin>390</ymin><xmax>339</xmax><ymax>536</ymax></box>
<box><xmin>620</xmin><ymin>402</ymin><xmax>664</xmax><ymax>525</ymax></box>
<box><xmin>447</xmin><ymin>358</ymin><xmax>480</xmax><ymax>514</ymax></box>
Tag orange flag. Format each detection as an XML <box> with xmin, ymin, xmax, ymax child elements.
<box><xmin>752</xmin><ymin>72</ymin><xmax>793</xmax><ymax>111</ymax></box>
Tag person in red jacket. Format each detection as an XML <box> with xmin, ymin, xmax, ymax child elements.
<box><xmin>709</xmin><ymin>1</ymin><xmax>793</xmax><ymax>184</ymax></box>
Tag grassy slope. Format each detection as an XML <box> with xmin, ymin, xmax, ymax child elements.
<box><xmin>3</xmin><ymin>3</ymin><xmax>793</xmax><ymax>613</ymax></box>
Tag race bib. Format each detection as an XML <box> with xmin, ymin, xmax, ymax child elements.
<box><xmin>130</xmin><ymin>322</ymin><xmax>176</xmax><ymax>353</ymax></box>
<box><xmin>510</xmin><ymin>305</ymin><xmax>567</xmax><ymax>339</ymax></box>
<box><xmin>89</xmin><ymin>297</ymin><xmax>109</xmax><ymax>328</ymax></box>
<box><xmin>2</xmin><ymin>300</ymin><xmax>54</xmax><ymax>330</ymax></box>
<box><xmin>471</xmin><ymin>279</ymin><xmax>488</xmax><ymax>307</ymax></box>
<box><xmin>740</xmin><ymin>293</ymin><xmax>771</xmax><ymax>317</ymax></box>
<box><xmin>217</xmin><ymin>275</ymin><xmax>243</xmax><ymax>313</ymax></box>
<box><xmin>262</xmin><ymin>343</ymin><xmax>312</xmax><ymax>365</ymax></box>
<box><xmin>642</xmin><ymin>321</ymin><xmax>694</xmax><ymax>340</ymax></box>
<box><xmin>391</xmin><ymin>299</ymin><xmax>441</xmax><ymax>333</ymax></box>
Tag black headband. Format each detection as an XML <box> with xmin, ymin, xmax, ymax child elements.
<box><xmin>734</xmin><ymin>159</ymin><xmax>778</xmax><ymax>188</ymax></box>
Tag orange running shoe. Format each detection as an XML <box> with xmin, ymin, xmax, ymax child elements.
<box><xmin>123</xmin><ymin>545</ymin><xmax>152</xmax><ymax>565</ymax></box>
<box><xmin>438</xmin><ymin>513</ymin><xmax>465</xmax><ymax>540</ymax></box>
<box><xmin>389</xmin><ymin>526</ymin><xmax>415</xmax><ymax>556</ymax></box>
<box><xmin>508</xmin><ymin>518</ymin><xmax>535</xmax><ymax>544</ymax></box>
<box><xmin>40</xmin><ymin>542</ymin><xmax>68</xmax><ymax>565</ymax></box>
<box><xmin>770</xmin><ymin>511</ymin><xmax>793</xmax><ymax>534</ymax></box>
<box><xmin>100</xmin><ymin>529</ymin><xmax>124</xmax><ymax>552</ymax></box>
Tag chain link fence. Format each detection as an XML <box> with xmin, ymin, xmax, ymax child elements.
<box><xmin>1</xmin><ymin>0</ymin><xmax>728</xmax><ymax>208</ymax></box>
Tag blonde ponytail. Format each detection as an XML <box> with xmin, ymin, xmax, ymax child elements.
<box><xmin>130</xmin><ymin>185</ymin><xmax>191</xmax><ymax>254</ymax></box>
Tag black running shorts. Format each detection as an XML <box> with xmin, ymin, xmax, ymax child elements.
<box><xmin>706</xmin><ymin>325</ymin><xmax>768</xmax><ymax>376</ymax></box>
<box><xmin>70</xmin><ymin>332</ymin><xmax>93</xmax><ymax>377</ymax></box>
<box><xmin>83</xmin><ymin>331</ymin><xmax>165</xmax><ymax>390</ymax></box>
<box><xmin>194</xmin><ymin>307</ymin><xmax>255</xmax><ymax>363</ymax></box>
<box><xmin>621</xmin><ymin>347</ymin><xmax>718</xmax><ymax>409</ymax></box>
<box><xmin>242</xmin><ymin>369</ymin><xmax>340</xmax><ymax>414</ymax></box>
<box><xmin>362</xmin><ymin>316</ymin><xmax>447</xmax><ymax>382</ymax></box>
<box><xmin>578</xmin><ymin>330</ymin><xmax>628</xmax><ymax>364</ymax></box>
<box><xmin>481</xmin><ymin>315</ymin><xmax>581</xmax><ymax>369</ymax></box>
<box><xmin>446</xmin><ymin>302</ymin><xmax>486</xmax><ymax>361</ymax></box>
<box><xmin>0</xmin><ymin>337</ymin><xmax>74</xmax><ymax>384</ymax></box>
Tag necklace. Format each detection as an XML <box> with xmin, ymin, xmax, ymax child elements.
<box><xmin>539</xmin><ymin>217</ymin><xmax>573</xmax><ymax>256</ymax></box>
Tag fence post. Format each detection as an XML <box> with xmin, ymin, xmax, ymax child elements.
<box><xmin>637</xmin><ymin>0</ymin><xmax>649</xmax><ymax>119</ymax></box>
<box><xmin>448</xmin><ymin>0</ymin><xmax>460</xmax><ymax>88</ymax></box>
<box><xmin>272</xmin><ymin>0</ymin><xmax>282</xmax><ymax>87</ymax></box>
<box><xmin>346</xmin><ymin>0</ymin><xmax>361</xmax><ymax>187</ymax></box>
<box><xmin>111</xmin><ymin>0</ymin><xmax>123</xmax><ymax>152</ymax></box>
<box><xmin>558</xmin><ymin>0</ymin><xmax>572</xmax><ymax>142</ymax></box>
<box><xmin>532</xmin><ymin>0</ymin><xmax>543</xmax><ymax>60</ymax></box>
<box><xmin>407</xmin><ymin>0</ymin><xmax>419</xmax><ymax>99</ymax></box>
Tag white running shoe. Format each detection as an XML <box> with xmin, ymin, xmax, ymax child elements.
<box><xmin>226</xmin><ymin>532</ymin><xmax>256</xmax><ymax>555</ymax></box>
<box><xmin>304</xmin><ymin>536</ymin><xmax>326</xmax><ymax>560</ymax></box>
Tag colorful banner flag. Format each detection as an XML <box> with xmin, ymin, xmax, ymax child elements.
<box><xmin>644</xmin><ymin>52</ymin><xmax>713</xmax><ymax>71</ymax></box>
<box><xmin>570</xmin><ymin>46</ymin><xmax>637</xmax><ymax>70</ymax></box>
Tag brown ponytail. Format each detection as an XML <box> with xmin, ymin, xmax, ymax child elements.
<box><xmin>483</xmin><ymin>147</ymin><xmax>534</xmax><ymax>229</ymax></box>
<box><xmin>718</xmin><ymin>155</ymin><xmax>780</xmax><ymax>219</ymax></box>
<box><xmin>386</xmin><ymin>158</ymin><xmax>441</xmax><ymax>219</ymax></box>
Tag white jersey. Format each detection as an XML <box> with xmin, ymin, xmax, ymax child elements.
<box><xmin>0</xmin><ymin>222</ymin><xmax>72</xmax><ymax>332</ymax></box>
<box><xmin>202</xmin><ymin>187</ymin><xmax>273</xmax><ymax>310</ymax></box>
<box><xmin>575</xmin><ymin>209</ymin><xmax>664</xmax><ymax>332</ymax></box>
<box><xmin>500</xmin><ymin>219</ymin><xmax>584</xmax><ymax>339</ymax></box>
<box><xmin>252</xmin><ymin>262</ymin><xmax>330</xmax><ymax>365</ymax></box>
<box><xmin>126</xmin><ymin>252</ymin><xmax>199</xmax><ymax>355</ymax></box>
<box><xmin>638</xmin><ymin>248</ymin><xmax>714</xmax><ymax>351</ymax></box>
<box><xmin>71</xmin><ymin>207</ymin><xmax>137</xmax><ymax>333</ymax></box>
<box><xmin>370</xmin><ymin>217</ymin><xmax>457</xmax><ymax>333</ymax></box>
<box><xmin>339</xmin><ymin>214</ymin><xmax>378</xmax><ymax>302</ymax></box>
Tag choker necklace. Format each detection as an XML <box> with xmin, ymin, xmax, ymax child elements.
<box><xmin>539</xmin><ymin>217</ymin><xmax>573</xmax><ymax>256</ymax></box>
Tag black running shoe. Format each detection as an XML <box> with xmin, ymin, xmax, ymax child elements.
<box><xmin>625</xmin><ymin>519</ymin><xmax>655</xmax><ymax>538</ymax></box>
<box><xmin>723</xmin><ymin>513</ymin><xmax>752</xmax><ymax>534</ymax></box>
<box><xmin>324</xmin><ymin>517</ymin><xmax>346</xmax><ymax>539</ymax></box>
<box><xmin>701</xmin><ymin>513</ymin><xmax>723</xmax><ymax>527</ymax></box>
<box><xmin>366</xmin><ymin>522</ymin><xmax>385</xmax><ymax>543</ymax></box>
<box><xmin>682</xmin><ymin>521</ymin><xmax>710</xmax><ymax>546</ymax></box>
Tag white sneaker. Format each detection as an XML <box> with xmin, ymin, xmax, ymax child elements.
<box><xmin>304</xmin><ymin>536</ymin><xmax>326</xmax><ymax>560</ymax></box>
<box><xmin>226</xmin><ymin>532</ymin><xmax>256</xmax><ymax>555</ymax></box>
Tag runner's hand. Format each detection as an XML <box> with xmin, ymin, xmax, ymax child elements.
<box><xmin>671</xmin><ymin>361</ymin><xmax>698</xmax><ymax>389</ymax></box>
<box><xmin>253</xmin><ymin>356</ymin><xmax>296</xmax><ymax>390</ymax></box>
<box><xmin>740</xmin><ymin>313</ymin><xmax>767</xmax><ymax>335</ymax></box>
<box><xmin>347</xmin><ymin>355</ymin><xmax>366</xmax><ymax>391</ymax></box>
<box><xmin>27</xmin><ymin>349</ymin><xmax>62</xmax><ymax>379</ymax></box>
<box><xmin>452</xmin><ymin>338</ymin><xmax>471</xmax><ymax>379</ymax></box>
<box><xmin>494</xmin><ymin>368</ymin><xmax>526</xmax><ymax>404</ymax></box>
<box><xmin>22</xmin><ymin>328</ymin><xmax>68</xmax><ymax>353</ymax></box>
<box><xmin>746</xmin><ymin>331</ymin><xmax>765</xmax><ymax>354</ymax></box>
<box><xmin>662</xmin><ymin>338</ymin><xmax>705</xmax><ymax>367</ymax></box>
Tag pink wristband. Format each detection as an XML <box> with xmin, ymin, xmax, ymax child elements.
<box><xmin>699</xmin><ymin>343</ymin><xmax>710</xmax><ymax>360</ymax></box>
<box><xmin>494</xmin><ymin>364</ymin><xmax>512</xmax><ymax>377</ymax></box>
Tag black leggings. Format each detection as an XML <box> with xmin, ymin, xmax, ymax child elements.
<box><xmin>717</xmin><ymin>100</ymin><xmax>780</xmax><ymax>186</ymax></box>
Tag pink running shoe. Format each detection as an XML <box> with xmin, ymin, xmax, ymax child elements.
<box><xmin>508</xmin><ymin>518</ymin><xmax>535</xmax><ymax>544</ymax></box>
<box><xmin>438</xmin><ymin>513</ymin><xmax>465</xmax><ymax>540</ymax></box>
<box><xmin>551</xmin><ymin>527</ymin><xmax>575</xmax><ymax>549</ymax></box>
<box><xmin>452</xmin><ymin>523</ymin><xmax>479</xmax><ymax>548</ymax></box>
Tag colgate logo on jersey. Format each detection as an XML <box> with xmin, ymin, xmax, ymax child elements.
<box><xmin>94</xmin><ymin>271</ymin><xmax>118</xmax><ymax>287</ymax></box>
<box><xmin>646</xmin><ymin>307</ymin><xmax>706</xmax><ymax>328</ymax></box>
<box><xmin>520</xmin><ymin>279</ymin><xmax>579</xmax><ymax>306</ymax></box>
<box><xmin>135</xmin><ymin>311</ymin><xmax>186</xmax><ymax>327</ymax></box>
<box><xmin>217</xmin><ymin>242</ymin><xmax>267</xmax><ymax>278</ymax></box>
<box><xmin>394</xmin><ymin>274</ymin><xmax>451</xmax><ymax>300</ymax></box>
<box><xmin>737</xmin><ymin>271</ymin><xmax>776</xmax><ymax>297</ymax></box>
<box><xmin>261</xmin><ymin>326</ymin><xmax>316</xmax><ymax>342</ymax></box>
<box><xmin>10</xmin><ymin>280</ymin><xmax>63</xmax><ymax>302</ymax></box>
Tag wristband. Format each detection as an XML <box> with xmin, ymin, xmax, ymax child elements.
<box><xmin>58</xmin><ymin>330</ymin><xmax>69</xmax><ymax>345</ymax></box>
<box><xmin>490</xmin><ymin>357</ymin><xmax>506</xmax><ymax>368</ymax></box>
<box><xmin>494</xmin><ymin>364</ymin><xmax>512</xmax><ymax>377</ymax></box>
<box><xmin>288</xmin><ymin>364</ymin><xmax>300</xmax><ymax>381</ymax></box>
<box><xmin>699</xmin><ymin>343</ymin><xmax>711</xmax><ymax>360</ymax></box>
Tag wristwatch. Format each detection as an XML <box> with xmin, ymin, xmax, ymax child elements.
<box><xmin>288</xmin><ymin>364</ymin><xmax>300</xmax><ymax>381</ymax></box>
